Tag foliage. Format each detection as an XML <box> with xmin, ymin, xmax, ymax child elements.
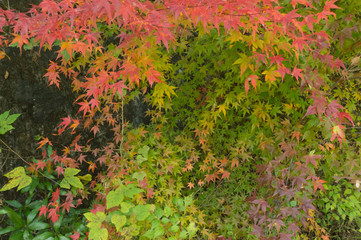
<box><xmin>0</xmin><ymin>167</ymin><xmax>32</xmax><ymax>192</ymax></box>
<box><xmin>0</xmin><ymin>146</ymin><xmax>87</xmax><ymax>240</ymax></box>
<box><xmin>0</xmin><ymin>111</ymin><xmax>20</xmax><ymax>135</ymax></box>
<box><xmin>1</xmin><ymin>0</ymin><xmax>361</xmax><ymax>239</ymax></box>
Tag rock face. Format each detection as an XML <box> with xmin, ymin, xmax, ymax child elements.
<box><xmin>0</xmin><ymin>47</ymin><xmax>76</xmax><ymax>199</ymax></box>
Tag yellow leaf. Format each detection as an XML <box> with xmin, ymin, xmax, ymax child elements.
<box><xmin>262</xmin><ymin>67</ymin><xmax>281</xmax><ymax>83</ymax></box>
<box><xmin>218</xmin><ymin>104</ymin><xmax>228</xmax><ymax>116</ymax></box>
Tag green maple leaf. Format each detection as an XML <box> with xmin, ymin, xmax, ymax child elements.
<box><xmin>0</xmin><ymin>167</ymin><xmax>32</xmax><ymax>191</ymax></box>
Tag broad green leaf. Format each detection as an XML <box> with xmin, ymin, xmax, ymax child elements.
<box><xmin>60</xmin><ymin>168</ymin><xmax>83</xmax><ymax>189</ymax></box>
<box><xmin>85</xmin><ymin>211</ymin><xmax>106</xmax><ymax>223</ymax></box>
<box><xmin>28</xmin><ymin>221</ymin><xmax>49</xmax><ymax>231</ymax></box>
<box><xmin>26</xmin><ymin>208</ymin><xmax>38</xmax><ymax>224</ymax></box>
<box><xmin>152</xmin><ymin>224</ymin><xmax>164</xmax><ymax>238</ymax></box>
<box><xmin>5</xmin><ymin>200</ymin><xmax>22</xmax><ymax>209</ymax></box>
<box><xmin>106</xmin><ymin>189</ymin><xmax>124</xmax><ymax>209</ymax></box>
<box><xmin>132</xmin><ymin>171</ymin><xmax>147</xmax><ymax>181</ymax></box>
<box><xmin>0</xmin><ymin>167</ymin><xmax>32</xmax><ymax>192</ymax></box>
<box><xmin>0</xmin><ymin>110</ymin><xmax>9</xmax><ymax>122</ymax></box>
<box><xmin>0</xmin><ymin>111</ymin><xmax>20</xmax><ymax>135</ymax></box>
<box><xmin>124</xmin><ymin>186</ymin><xmax>143</xmax><ymax>198</ymax></box>
<box><xmin>161</xmin><ymin>217</ymin><xmax>170</xmax><ymax>224</ymax></box>
<box><xmin>187</xmin><ymin>222</ymin><xmax>197</xmax><ymax>238</ymax></box>
<box><xmin>64</xmin><ymin>168</ymin><xmax>81</xmax><ymax>176</ymax></box>
<box><xmin>88</xmin><ymin>228</ymin><xmax>108</xmax><ymax>240</ymax></box>
<box><xmin>9</xmin><ymin>230</ymin><xmax>24</xmax><ymax>240</ymax></box>
<box><xmin>164</xmin><ymin>205</ymin><xmax>172</xmax><ymax>217</ymax></box>
<box><xmin>111</xmin><ymin>214</ymin><xmax>126</xmax><ymax>232</ymax></box>
<box><xmin>169</xmin><ymin>225</ymin><xmax>180</xmax><ymax>233</ymax></box>
<box><xmin>0</xmin><ymin>226</ymin><xmax>15</xmax><ymax>235</ymax></box>
<box><xmin>154</xmin><ymin>206</ymin><xmax>164</xmax><ymax>218</ymax></box>
<box><xmin>120</xmin><ymin>202</ymin><xmax>133</xmax><ymax>213</ymax></box>
<box><xmin>3</xmin><ymin>206</ymin><xmax>24</xmax><ymax>228</ymax></box>
<box><xmin>133</xmin><ymin>204</ymin><xmax>151</xmax><ymax>221</ymax></box>
<box><xmin>179</xmin><ymin>230</ymin><xmax>188</xmax><ymax>239</ymax></box>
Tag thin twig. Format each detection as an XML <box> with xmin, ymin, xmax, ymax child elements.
<box><xmin>0</xmin><ymin>137</ymin><xmax>59</xmax><ymax>185</ymax></box>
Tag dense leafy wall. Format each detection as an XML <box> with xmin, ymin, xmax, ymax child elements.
<box><xmin>1</xmin><ymin>0</ymin><xmax>361</xmax><ymax>239</ymax></box>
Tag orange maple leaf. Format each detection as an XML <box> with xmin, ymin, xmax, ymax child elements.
<box><xmin>37</xmin><ymin>137</ymin><xmax>52</xmax><ymax>149</ymax></box>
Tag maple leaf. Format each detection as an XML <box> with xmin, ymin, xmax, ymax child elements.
<box><xmin>251</xmin><ymin>198</ymin><xmax>269</xmax><ymax>214</ymax></box>
<box><xmin>269</xmin><ymin>55</ymin><xmax>286</xmax><ymax>66</ymax></box>
<box><xmin>146</xmin><ymin>188</ymin><xmax>154</xmax><ymax>199</ymax></box>
<box><xmin>338</xmin><ymin>112</ymin><xmax>354</xmax><ymax>126</ymax></box>
<box><xmin>146</xmin><ymin>68</ymin><xmax>163</xmax><ymax>86</ymax></box>
<box><xmin>36</xmin><ymin>160</ymin><xmax>47</xmax><ymax>171</ymax></box>
<box><xmin>262</xmin><ymin>68</ymin><xmax>281</xmax><ymax>83</ymax></box>
<box><xmin>10</xmin><ymin>34</ymin><xmax>29</xmax><ymax>52</ymax></box>
<box><xmin>231</xmin><ymin>158</ymin><xmax>239</xmax><ymax>169</ymax></box>
<box><xmin>304</xmin><ymin>153</ymin><xmax>322</xmax><ymax>168</ymax></box>
<box><xmin>78</xmin><ymin>101</ymin><xmax>90</xmax><ymax>117</ymax></box>
<box><xmin>221</xmin><ymin>171</ymin><xmax>230</xmax><ymax>180</ymax></box>
<box><xmin>37</xmin><ymin>137</ymin><xmax>52</xmax><ymax>149</ymax></box>
<box><xmin>269</xmin><ymin>219</ymin><xmax>285</xmax><ymax>232</ymax></box>
<box><xmin>250</xmin><ymin>225</ymin><xmax>263</xmax><ymax>238</ymax></box>
<box><xmin>61</xmin><ymin>199</ymin><xmax>75</xmax><ymax>213</ymax></box>
<box><xmin>27</xmin><ymin>161</ymin><xmax>37</xmax><ymax>174</ymax></box>
<box><xmin>70</xmin><ymin>231</ymin><xmax>80</xmax><ymax>240</ymax></box>
<box><xmin>311</xmin><ymin>177</ymin><xmax>326</xmax><ymax>192</ymax></box>
<box><xmin>58</xmin><ymin>116</ymin><xmax>72</xmax><ymax>130</ymax></box>
<box><xmin>69</xmin><ymin>119</ymin><xmax>79</xmax><ymax>133</ymax></box>
<box><xmin>245</xmin><ymin>75</ymin><xmax>258</xmax><ymax>95</ymax></box>
<box><xmin>331</xmin><ymin>125</ymin><xmax>346</xmax><ymax>147</ymax></box>
<box><xmin>324</xmin><ymin>0</ymin><xmax>341</xmax><ymax>11</ymax></box>
<box><xmin>303</xmin><ymin>15</ymin><xmax>317</xmax><ymax>32</ymax></box>
<box><xmin>51</xmin><ymin>188</ymin><xmax>60</xmax><ymax>202</ymax></box>
<box><xmin>48</xmin><ymin>207</ymin><xmax>60</xmax><ymax>225</ymax></box>
<box><xmin>91</xmin><ymin>125</ymin><xmax>100</xmax><ymax>136</ymax></box>
<box><xmin>291</xmin><ymin>131</ymin><xmax>300</xmax><ymax>143</ymax></box>
<box><xmin>219</xmin><ymin>157</ymin><xmax>228</xmax><ymax>167</ymax></box>
<box><xmin>292</xmin><ymin>67</ymin><xmax>303</xmax><ymax>82</ymax></box>
<box><xmin>138</xmin><ymin>178</ymin><xmax>149</xmax><ymax>189</ymax></box>
<box><xmin>88</xmin><ymin>161</ymin><xmax>97</xmax><ymax>173</ymax></box>
<box><xmin>187</xmin><ymin>182</ymin><xmax>194</xmax><ymax>189</ymax></box>
<box><xmin>154</xmin><ymin>131</ymin><xmax>162</xmax><ymax>140</ymax></box>
<box><xmin>38</xmin><ymin>205</ymin><xmax>48</xmax><ymax>218</ymax></box>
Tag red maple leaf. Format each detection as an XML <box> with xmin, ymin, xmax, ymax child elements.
<box><xmin>331</xmin><ymin>125</ymin><xmax>346</xmax><ymax>147</ymax></box>
<box><xmin>61</xmin><ymin>200</ymin><xmax>75</xmax><ymax>213</ymax></box>
<box><xmin>48</xmin><ymin>207</ymin><xmax>60</xmax><ymax>225</ymax></box>
<box><xmin>51</xmin><ymin>188</ymin><xmax>60</xmax><ymax>202</ymax></box>
<box><xmin>292</xmin><ymin>67</ymin><xmax>303</xmax><ymax>82</ymax></box>
<box><xmin>245</xmin><ymin>75</ymin><xmax>258</xmax><ymax>95</ymax></box>
<box><xmin>146</xmin><ymin>188</ymin><xmax>154</xmax><ymax>199</ymax></box>
<box><xmin>36</xmin><ymin>160</ymin><xmax>47</xmax><ymax>171</ymax></box>
<box><xmin>70</xmin><ymin>231</ymin><xmax>80</xmax><ymax>240</ymax></box>
<box><xmin>138</xmin><ymin>178</ymin><xmax>149</xmax><ymax>189</ymax></box>
<box><xmin>38</xmin><ymin>205</ymin><xmax>48</xmax><ymax>218</ymax></box>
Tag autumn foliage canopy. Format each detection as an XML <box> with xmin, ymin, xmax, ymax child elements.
<box><xmin>1</xmin><ymin>0</ymin><xmax>361</xmax><ymax>239</ymax></box>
